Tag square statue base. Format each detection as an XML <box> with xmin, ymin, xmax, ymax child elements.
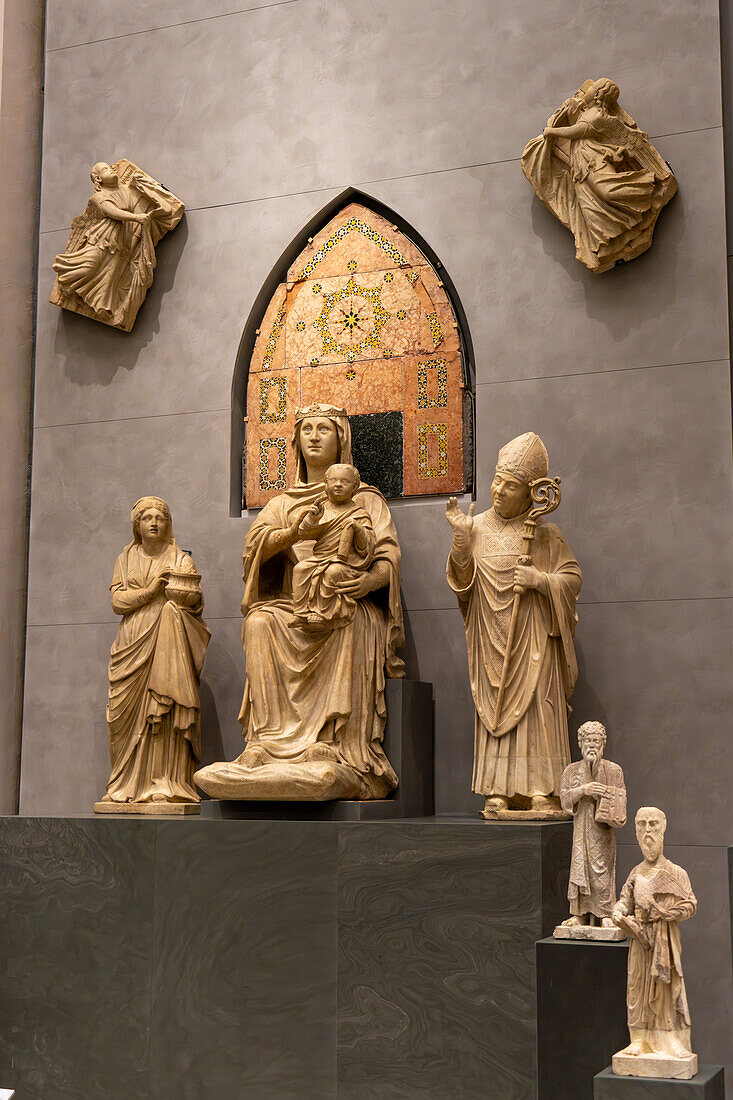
<box><xmin>201</xmin><ymin>678</ymin><xmax>433</xmax><ymax>820</ymax></box>
<box><xmin>93</xmin><ymin>801</ymin><xmax>200</xmax><ymax>815</ymax></box>
<box><xmin>594</xmin><ymin>1065</ymin><xmax>724</xmax><ymax>1098</ymax></box>
<box><xmin>612</xmin><ymin>1053</ymin><xmax>698</xmax><ymax>1081</ymax></box>
<box><xmin>553</xmin><ymin>923</ymin><xmax>627</xmax><ymax>941</ymax></box>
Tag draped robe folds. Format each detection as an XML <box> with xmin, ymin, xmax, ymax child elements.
<box><xmin>292</xmin><ymin>500</ymin><xmax>375</xmax><ymax>627</ymax></box>
<box><xmin>616</xmin><ymin>859</ymin><xmax>696</xmax><ymax>1034</ymax></box>
<box><xmin>237</xmin><ymin>481</ymin><xmax>404</xmax><ymax>799</ymax></box>
<box><xmin>106</xmin><ymin>542</ymin><xmax>210</xmax><ymax>802</ymax></box>
<box><xmin>447</xmin><ymin>508</ymin><xmax>581</xmax><ymax>799</ymax></box>
<box><xmin>560</xmin><ymin>758</ymin><xmax>626</xmax><ymax>917</ymax></box>
<box><xmin>521</xmin><ymin>102</ymin><xmax>676</xmax><ymax>272</ymax></box>
<box><xmin>53</xmin><ymin>176</ymin><xmax>183</xmax><ymax>326</ymax></box>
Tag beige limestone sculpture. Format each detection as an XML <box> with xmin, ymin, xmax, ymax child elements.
<box><xmin>521</xmin><ymin>78</ymin><xmax>677</xmax><ymax>273</ymax></box>
<box><xmin>554</xmin><ymin>721</ymin><xmax>627</xmax><ymax>940</ymax></box>
<box><xmin>612</xmin><ymin>807</ymin><xmax>698</xmax><ymax>1079</ymax></box>
<box><xmin>291</xmin><ymin>463</ymin><xmax>376</xmax><ymax>631</ymax></box>
<box><xmin>194</xmin><ymin>404</ymin><xmax>405</xmax><ymax>802</ymax></box>
<box><xmin>446</xmin><ymin>432</ymin><xmax>582</xmax><ymax>820</ymax></box>
<box><xmin>95</xmin><ymin>497</ymin><xmax>210</xmax><ymax>815</ymax></box>
<box><xmin>50</xmin><ymin>159</ymin><xmax>184</xmax><ymax>331</ymax></box>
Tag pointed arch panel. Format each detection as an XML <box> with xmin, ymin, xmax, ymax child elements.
<box><xmin>240</xmin><ymin>198</ymin><xmax>473</xmax><ymax>508</ymax></box>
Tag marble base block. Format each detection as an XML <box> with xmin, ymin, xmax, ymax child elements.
<box><xmin>537</xmin><ymin>937</ymin><xmax>629</xmax><ymax>1100</ymax></box>
<box><xmin>481</xmin><ymin>807</ymin><xmax>571</xmax><ymax>821</ymax></box>
<box><xmin>612</xmin><ymin>1053</ymin><xmax>698</xmax><ymax>1081</ymax></box>
<box><xmin>594</xmin><ymin>1065</ymin><xmax>725</xmax><ymax>1098</ymax></box>
<box><xmin>93</xmin><ymin>801</ymin><xmax>200</xmax><ymax>815</ymax></box>
<box><xmin>553</xmin><ymin>923</ymin><xmax>627</xmax><ymax>941</ymax></box>
<box><xmin>200</xmin><ymin>678</ymin><xmax>434</xmax><ymax>820</ymax></box>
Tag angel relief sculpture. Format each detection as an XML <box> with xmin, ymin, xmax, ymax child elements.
<box><xmin>50</xmin><ymin>159</ymin><xmax>184</xmax><ymax>331</ymax></box>
<box><xmin>521</xmin><ymin>78</ymin><xmax>677</xmax><ymax>273</ymax></box>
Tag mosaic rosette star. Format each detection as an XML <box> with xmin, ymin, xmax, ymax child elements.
<box><xmin>244</xmin><ymin>201</ymin><xmax>471</xmax><ymax>507</ymax></box>
<box><xmin>312</xmin><ymin>275</ymin><xmax>391</xmax><ymax>363</ymax></box>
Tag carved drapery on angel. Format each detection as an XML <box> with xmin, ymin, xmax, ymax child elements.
<box><xmin>521</xmin><ymin>79</ymin><xmax>677</xmax><ymax>273</ymax></box>
<box><xmin>50</xmin><ymin>159</ymin><xmax>184</xmax><ymax>331</ymax></box>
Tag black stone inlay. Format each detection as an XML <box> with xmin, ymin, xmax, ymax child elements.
<box><xmin>350</xmin><ymin>411</ymin><xmax>403</xmax><ymax>498</ymax></box>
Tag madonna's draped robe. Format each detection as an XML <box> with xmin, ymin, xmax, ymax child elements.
<box><xmin>106</xmin><ymin>542</ymin><xmax>210</xmax><ymax>802</ymax></box>
<box><xmin>448</xmin><ymin>507</ymin><xmax>581</xmax><ymax>799</ymax></box>
<box><xmin>236</xmin><ymin>481</ymin><xmax>404</xmax><ymax>799</ymax></box>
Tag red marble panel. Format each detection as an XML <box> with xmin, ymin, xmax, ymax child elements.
<box><xmin>300</xmin><ymin>358</ymin><xmax>403</xmax><ymax>415</ymax></box>
<box><xmin>249</xmin><ymin>283</ymin><xmax>287</xmax><ymax>374</ymax></box>
<box><xmin>403</xmin><ymin>353</ymin><xmax>464</xmax><ymax>496</ymax></box>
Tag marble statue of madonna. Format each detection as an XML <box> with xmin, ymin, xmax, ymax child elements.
<box><xmin>95</xmin><ymin>496</ymin><xmax>210</xmax><ymax>813</ymax></box>
<box><xmin>195</xmin><ymin>404</ymin><xmax>405</xmax><ymax>802</ymax></box>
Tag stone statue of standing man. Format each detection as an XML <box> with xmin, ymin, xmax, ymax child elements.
<box><xmin>446</xmin><ymin>432</ymin><xmax>582</xmax><ymax>819</ymax></box>
<box><xmin>612</xmin><ymin>807</ymin><xmax>698</xmax><ymax>1079</ymax></box>
<box><xmin>554</xmin><ymin>720</ymin><xmax>627</xmax><ymax>939</ymax></box>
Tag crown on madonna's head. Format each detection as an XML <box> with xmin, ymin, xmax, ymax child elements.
<box><xmin>294</xmin><ymin>403</ymin><xmax>348</xmax><ymax>423</ymax></box>
<box><xmin>496</xmin><ymin>432</ymin><xmax>549</xmax><ymax>484</ymax></box>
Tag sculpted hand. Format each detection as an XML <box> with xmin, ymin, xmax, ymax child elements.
<box><xmin>446</xmin><ymin>497</ymin><xmax>475</xmax><ymax>536</ymax></box>
<box><xmin>335</xmin><ymin>572</ymin><xmax>376</xmax><ymax>599</ymax></box>
<box><xmin>513</xmin><ymin>564</ymin><xmax>543</xmax><ymax>593</ymax></box>
<box><xmin>296</xmin><ymin>502</ymin><xmax>324</xmax><ymax>539</ymax></box>
<box><xmin>585</xmin><ymin>782</ymin><xmax>608</xmax><ymax>799</ymax></box>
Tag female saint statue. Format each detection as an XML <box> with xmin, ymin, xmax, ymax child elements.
<box><xmin>521</xmin><ymin>78</ymin><xmax>677</xmax><ymax>273</ymax></box>
<box><xmin>51</xmin><ymin>159</ymin><xmax>184</xmax><ymax>331</ymax></box>
<box><xmin>95</xmin><ymin>497</ymin><xmax>210</xmax><ymax>814</ymax></box>
<box><xmin>195</xmin><ymin>405</ymin><xmax>404</xmax><ymax>802</ymax></box>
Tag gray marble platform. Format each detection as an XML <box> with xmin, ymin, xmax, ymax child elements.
<box><xmin>594</xmin><ymin>1066</ymin><xmax>725</xmax><ymax>1099</ymax></box>
<box><xmin>0</xmin><ymin>815</ymin><xmax>569</xmax><ymax>1099</ymax></box>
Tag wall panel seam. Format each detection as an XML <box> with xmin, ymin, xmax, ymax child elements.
<box><xmin>37</xmin><ymin>124</ymin><xmax>724</xmax><ymax>237</ymax></box>
<box><xmin>24</xmin><ymin>594</ymin><xmax>733</xmax><ymax>630</ymax></box>
<box><xmin>475</xmin><ymin>358</ymin><xmax>731</xmax><ymax>387</ymax></box>
<box><xmin>45</xmin><ymin>0</ymin><xmax>302</xmax><ymax>54</ymax></box>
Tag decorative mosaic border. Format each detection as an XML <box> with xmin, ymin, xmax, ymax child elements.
<box><xmin>261</xmin><ymin>305</ymin><xmax>286</xmax><ymax>370</ymax></box>
<box><xmin>297</xmin><ymin>217</ymin><xmax>409</xmax><ymax>280</ymax></box>
<box><xmin>427</xmin><ymin>310</ymin><xmax>443</xmax><ymax>348</ymax></box>
<box><xmin>417</xmin><ymin>358</ymin><xmax>448</xmax><ymax>409</ymax></box>
<box><xmin>417</xmin><ymin>423</ymin><xmax>448</xmax><ymax>478</ymax></box>
<box><xmin>259</xmin><ymin>376</ymin><xmax>287</xmax><ymax>423</ymax></box>
<box><xmin>259</xmin><ymin>437</ymin><xmax>287</xmax><ymax>491</ymax></box>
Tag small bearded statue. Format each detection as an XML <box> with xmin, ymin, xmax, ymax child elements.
<box><xmin>554</xmin><ymin>721</ymin><xmax>627</xmax><ymax>939</ymax></box>
<box><xmin>612</xmin><ymin>807</ymin><xmax>698</xmax><ymax>1079</ymax></box>
<box><xmin>446</xmin><ymin>432</ymin><xmax>582</xmax><ymax>819</ymax></box>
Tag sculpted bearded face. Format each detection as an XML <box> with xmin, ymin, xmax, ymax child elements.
<box><xmin>636</xmin><ymin>807</ymin><xmax>666</xmax><ymax>863</ymax></box>
<box><xmin>579</xmin><ymin>723</ymin><xmax>606</xmax><ymax>765</ymax></box>
<box><xmin>491</xmin><ymin>469</ymin><xmax>531</xmax><ymax>519</ymax></box>
<box><xmin>299</xmin><ymin>417</ymin><xmax>340</xmax><ymax>469</ymax></box>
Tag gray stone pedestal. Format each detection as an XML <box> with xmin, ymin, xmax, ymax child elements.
<box><xmin>201</xmin><ymin>677</ymin><xmax>434</xmax><ymax>820</ymax></box>
<box><xmin>537</xmin><ymin>937</ymin><xmax>629</xmax><ymax>1099</ymax></box>
<box><xmin>0</xmin><ymin>815</ymin><xmax>570</xmax><ymax>1098</ymax></box>
<box><xmin>594</xmin><ymin>1066</ymin><xmax>725</xmax><ymax>1099</ymax></box>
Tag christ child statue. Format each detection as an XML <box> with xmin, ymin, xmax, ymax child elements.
<box><xmin>291</xmin><ymin>463</ymin><xmax>376</xmax><ymax>631</ymax></box>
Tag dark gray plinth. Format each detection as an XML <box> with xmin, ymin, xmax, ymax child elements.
<box><xmin>337</xmin><ymin>820</ymin><xmax>571</xmax><ymax>1098</ymax></box>
<box><xmin>594</xmin><ymin>1066</ymin><xmax>725</xmax><ymax>1099</ymax></box>
<box><xmin>201</xmin><ymin>677</ymin><xmax>434</xmax><ymax>820</ymax></box>
<box><xmin>0</xmin><ymin>816</ymin><xmax>570</xmax><ymax>1099</ymax></box>
<box><xmin>537</xmin><ymin>937</ymin><xmax>629</xmax><ymax>1100</ymax></box>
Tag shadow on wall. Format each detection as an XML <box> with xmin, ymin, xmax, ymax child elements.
<box><xmin>529</xmin><ymin>190</ymin><xmax>680</xmax><ymax>340</ymax></box>
<box><xmin>53</xmin><ymin>217</ymin><xmax>189</xmax><ymax>388</ymax></box>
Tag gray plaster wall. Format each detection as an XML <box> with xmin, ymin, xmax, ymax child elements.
<box><xmin>21</xmin><ymin>0</ymin><xmax>733</xmax><ymax>1083</ymax></box>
